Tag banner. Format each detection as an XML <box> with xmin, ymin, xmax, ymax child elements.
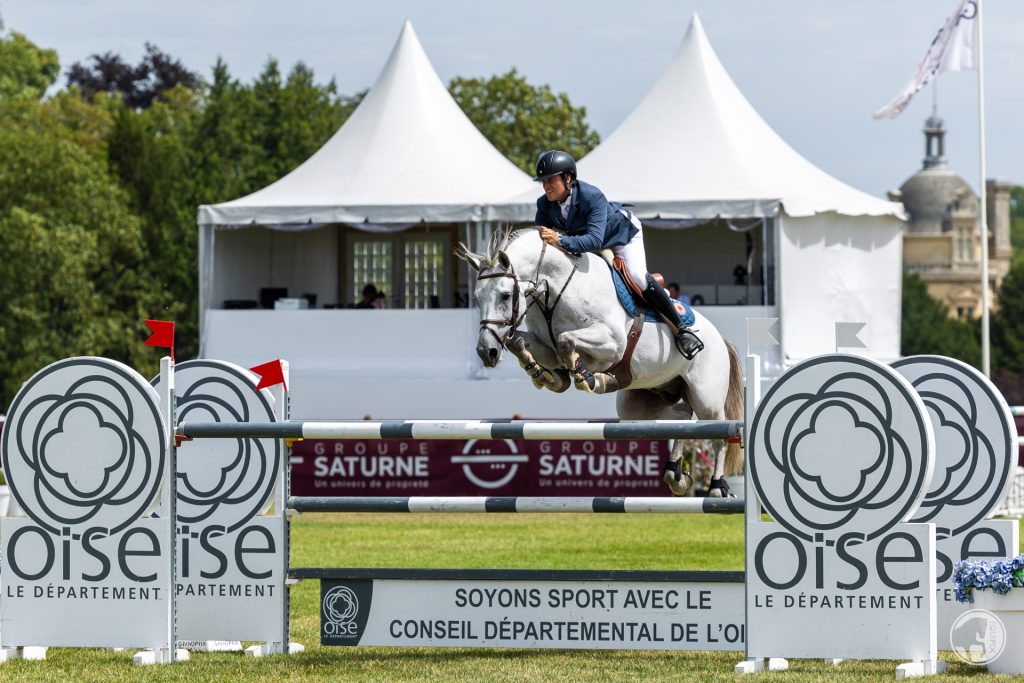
<box><xmin>291</xmin><ymin>437</ymin><xmax>675</xmax><ymax>496</ymax></box>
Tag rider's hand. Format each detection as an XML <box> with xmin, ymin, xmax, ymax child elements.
<box><xmin>540</xmin><ymin>227</ymin><xmax>561</xmax><ymax>246</ymax></box>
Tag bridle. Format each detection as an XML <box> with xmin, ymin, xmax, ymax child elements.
<box><xmin>476</xmin><ymin>232</ymin><xmax>581</xmax><ymax>349</ymax></box>
<box><xmin>477</xmin><ymin>263</ymin><xmax>531</xmax><ymax>347</ymax></box>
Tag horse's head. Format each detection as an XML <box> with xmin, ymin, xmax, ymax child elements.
<box><xmin>455</xmin><ymin>238</ymin><xmax>531</xmax><ymax>368</ymax></box>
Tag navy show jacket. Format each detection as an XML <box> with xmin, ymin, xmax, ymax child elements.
<box><xmin>534</xmin><ymin>179</ymin><xmax>638</xmax><ymax>254</ymax></box>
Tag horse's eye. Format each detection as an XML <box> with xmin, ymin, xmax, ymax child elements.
<box><xmin>501</xmin><ymin>292</ymin><xmax>512</xmax><ymax>302</ymax></box>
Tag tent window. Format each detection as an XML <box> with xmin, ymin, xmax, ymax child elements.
<box><xmin>352</xmin><ymin>240</ymin><xmax>394</xmax><ymax>304</ymax></box>
<box><xmin>347</xmin><ymin>231</ymin><xmax>451</xmax><ymax>308</ymax></box>
<box><xmin>404</xmin><ymin>239</ymin><xmax>445</xmax><ymax>309</ymax></box>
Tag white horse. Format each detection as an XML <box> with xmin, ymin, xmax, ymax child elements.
<box><xmin>457</xmin><ymin>228</ymin><xmax>743</xmax><ymax>497</ymax></box>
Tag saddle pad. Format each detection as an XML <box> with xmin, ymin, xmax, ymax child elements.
<box><xmin>607</xmin><ymin>261</ymin><xmax>695</xmax><ymax>326</ymax></box>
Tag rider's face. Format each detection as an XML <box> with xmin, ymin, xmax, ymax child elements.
<box><xmin>542</xmin><ymin>175</ymin><xmax>571</xmax><ymax>203</ymax></box>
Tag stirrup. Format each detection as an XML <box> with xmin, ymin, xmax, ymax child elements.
<box><xmin>675</xmin><ymin>327</ymin><xmax>704</xmax><ymax>360</ymax></box>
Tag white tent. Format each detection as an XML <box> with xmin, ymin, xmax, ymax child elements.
<box><xmin>198</xmin><ymin>20</ymin><xmax>533</xmax><ymax>228</ymax></box>
<box><xmin>196</xmin><ymin>20</ymin><xmax>535</xmax><ymax>328</ymax></box>
<box><xmin>490</xmin><ymin>14</ymin><xmax>906</xmax><ymax>364</ymax></box>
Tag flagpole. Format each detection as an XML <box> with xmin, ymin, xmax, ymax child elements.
<box><xmin>977</xmin><ymin>0</ymin><xmax>990</xmax><ymax>377</ymax></box>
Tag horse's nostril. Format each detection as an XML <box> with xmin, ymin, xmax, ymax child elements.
<box><xmin>488</xmin><ymin>348</ymin><xmax>499</xmax><ymax>362</ymax></box>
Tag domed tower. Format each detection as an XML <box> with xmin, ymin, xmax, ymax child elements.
<box><xmin>894</xmin><ymin>111</ymin><xmax>977</xmax><ymax>236</ymax></box>
<box><xmin>888</xmin><ymin>111</ymin><xmax>1011</xmax><ymax>319</ymax></box>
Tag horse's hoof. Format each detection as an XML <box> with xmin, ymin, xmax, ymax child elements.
<box><xmin>662</xmin><ymin>465</ymin><xmax>692</xmax><ymax>497</ymax></box>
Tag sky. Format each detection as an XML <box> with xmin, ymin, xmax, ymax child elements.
<box><xmin>4</xmin><ymin>0</ymin><xmax>1022</xmax><ymax>198</ymax></box>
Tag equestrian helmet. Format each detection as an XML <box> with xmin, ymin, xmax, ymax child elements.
<box><xmin>533</xmin><ymin>150</ymin><xmax>577</xmax><ymax>183</ymax></box>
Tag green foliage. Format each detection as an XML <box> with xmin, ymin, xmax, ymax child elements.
<box><xmin>1011</xmin><ymin>185</ymin><xmax>1024</xmax><ymax>269</ymax></box>
<box><xmin>993</xmin><ymin>260</ymin><xmax>1024</xmax><ymax>375</ymax></box>
<box><xmin>106</xmin><ymin>58</ymin><xmax>361</xmax><ymax>358</ymax></box>
<box><xmin>449</xmin><ymin>68</ymin><xmax>600</xmax><ymax>173</ymax></box>
<box><xmin>0</xmin><ymin>101</ymin><xmax>158</xmax><ymax>405</ymax></box>
<box><xmin>900</xmin><ymin>271</ymin><xmax>980</xmax><ymax>367</ymax></box>
<box><xmin>0</xmin><ymin>24</ymin><xmax>59</xmax><ymax>100</ymax></box>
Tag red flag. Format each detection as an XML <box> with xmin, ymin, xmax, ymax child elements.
<box><xmin>251</xmin><ymin>359</ymin><xmax>287</xmax><ymax>391</ymax></box>
<box><xmin>144</xmin><ymin>320</ymin><xmax>175</xmax><ymax>361</ymax></box>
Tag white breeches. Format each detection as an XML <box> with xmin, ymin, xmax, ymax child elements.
<box><xmin>611</xmin><ymin>210</ymin><xmax>648</xmax><ymax>291</ymax></box>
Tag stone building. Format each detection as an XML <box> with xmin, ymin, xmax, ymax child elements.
<box><xmin>889</xmin><ymin>111</ymin><xmax>1013</xmax><ymax>319</ymax></box>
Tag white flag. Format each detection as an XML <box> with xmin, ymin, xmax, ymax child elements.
<box><xmin>874</xmin><ymin>0</ymin><xmax>979</xmax><ymax>119</ymax></box>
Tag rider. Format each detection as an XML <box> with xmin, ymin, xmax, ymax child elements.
<box><xmin>533</xmin><ymin>150</ymin><xmax>703</xmax><ymax>359</ymax></box>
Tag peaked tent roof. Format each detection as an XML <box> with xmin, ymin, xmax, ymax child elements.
<box><xmin>490</xmin><ymin>14</ymin><xmax>902</xmax><ymax>221</ymax></box>
<box><xmin>198</xmin><ymin>20</ymin><xmax>535</xmax><ymax>227</ymax></box>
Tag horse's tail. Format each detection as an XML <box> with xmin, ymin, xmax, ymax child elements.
<box><xmin>723</xmin><ymin>340</ymin><xmax>744</xmax><ymax>476</ymax></box>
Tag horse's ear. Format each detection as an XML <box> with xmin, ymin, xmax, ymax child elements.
<box><xmin>497</xmin><ymin>249</ymin><xmax>512</xmax><ymax>270</ymax></box>
<box><xmin>454</xmin><ymin>242</ymin><xmax>484</xmax><ymax>272</ymax></box>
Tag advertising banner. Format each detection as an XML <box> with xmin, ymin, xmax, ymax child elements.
<box><xmin>320</xmin><ymin>573</ymin><xmax>744</xmax><ymax>650</ymax></box>
<box><xmin>291</xmin><ymin>436</ymin><xmax>673</xmax><ymax>496</ymax></box>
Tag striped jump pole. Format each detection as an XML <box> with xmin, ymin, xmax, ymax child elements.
<box><xmin>177</xmin><ymin>419</ymin><xmax>743</xmax><ymax>441</ymax></box>
<box><xmin>288</xmin><ymin>496</ymin><xmax>745</xmax><ymax>514</ymax></box>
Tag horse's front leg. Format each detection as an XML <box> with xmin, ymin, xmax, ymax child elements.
<box><xmin>662</xmin><ymin>438</ymin><xmax>695</xmax><ymax>496</ymax></box>
<box><xmin>508</xmin><ymin>335</ymin><xmax>570</xmax><ymax>393</ymax></box>
<box><xmin>555</xmin><ymin>326</ymin><xmax>623</xmax><ymax>394</ymax></box>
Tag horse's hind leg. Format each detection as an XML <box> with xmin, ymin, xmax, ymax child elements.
<box><xmin>618</xmin><ymin>389</ymin><xmax>693</xmax><ymax>496</ymax></box>
<box><xmin>508</xmin><ymin>336</ymin><xmax>570</xmax><ymax>393</ymax></box>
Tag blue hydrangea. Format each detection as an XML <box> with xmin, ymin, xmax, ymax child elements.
<box><xmin>952</xmin><ymin>556</ymin><xmax>1024</xmax><ymax>603</ymax></box>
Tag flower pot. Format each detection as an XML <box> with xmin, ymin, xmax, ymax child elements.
<box><xmin>971</xmin><ymin>590</ymin><xmax>1024</xmax><ymax>674</ymax></box>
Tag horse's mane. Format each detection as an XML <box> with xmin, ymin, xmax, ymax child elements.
<box><xmin>455</xmin><ymin>226</ymin><xmax>538</xmax><ymax>269</ymax></box>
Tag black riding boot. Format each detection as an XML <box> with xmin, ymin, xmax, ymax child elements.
<box><xmin>643</xmin><ymin>274</ymin><xmax>704</xmax><ymax>359</ymax></box>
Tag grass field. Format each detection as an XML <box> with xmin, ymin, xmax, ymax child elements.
<box><xmin>0</xmin><ymin>512</ymin><xmax>1014</xmax><ymax>681</ymax></box>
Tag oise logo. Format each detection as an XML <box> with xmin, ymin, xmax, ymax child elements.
<box><xmin>152</xmin><ymin>360</ymin><xmax>280</xmax><ymax>531</ymax></box>
<box><xmin>323</xmin><ymin>585</ymin><xmax>359</xmax><ymax>627</ymax></box>
<box><xmin>2</xmin><ymin>357</ymin><xmax>166</xmax><ymax>534</ymax></box>
<box><xmin>749</xmin><ymin>355</ymin><xmax>933</xmax><ymax>541</ymax></box>
<box><xmin>893</xmin><ymin>356</ymin><xmax>1016</xmax><ymax>535</ymax></box>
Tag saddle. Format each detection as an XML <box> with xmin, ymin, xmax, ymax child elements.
<box><xmin>596</xmin><ymin>257</ymin><xmax>695</xmax><ymax>388</ymax></box>
<box><xmin>604</xmin><ymin>257</ymin><xmax>695</xmax><ymax>326</ymax></box>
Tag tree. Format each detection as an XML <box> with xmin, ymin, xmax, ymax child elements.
<box><xmin>66</xmin><ymin>43</ymin><xmax>200</xmax><ymax>108</ymax></box>
<box><xmin>993</xmin><ymin>258</ymin><xmax>1024</xmax><ymax>375</ymax></box>
<box><xmin>449</xmin><ymin>68</ymin><xmax>600</xmax><ymax>173</ymax></box>
<box><xmin>0</xmin><ymin>100</ymin><xmax>159</xmax><ymax>405</ymax></box>
<box><xmin>901</xmin><ymin>272</ymin><xmax>980</xmax><ymax>367</ymax></box>
<box><xmin>1010</xmin><ymin>185</ymin><xmax>1024</xmax><ymax>269</ymax></box>
<box><xmin>0</xmin><ymin>21</ymin><xmax>59</xmax><ymax>100</ymax></box>
<box><xmin>105</xmin><ymin>58</ymin><xmax>361</xmax><ymax>359</ymax></box>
